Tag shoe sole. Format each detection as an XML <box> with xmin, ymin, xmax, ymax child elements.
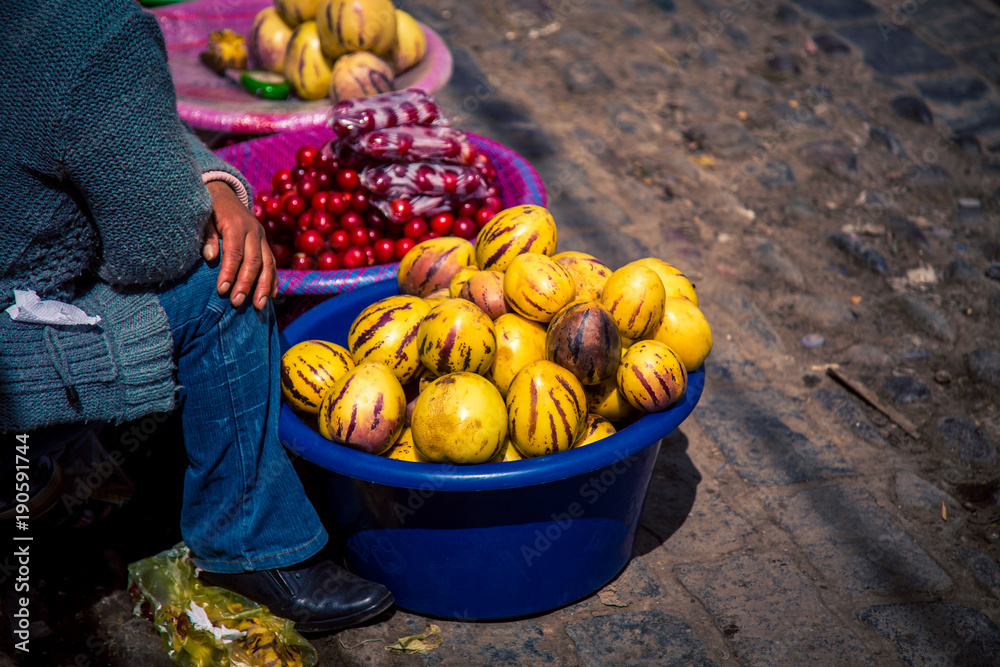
<box><xmin>294</xmin><ymin>592</ymin><xmax>395</xmax><ymax>633</ymax></box>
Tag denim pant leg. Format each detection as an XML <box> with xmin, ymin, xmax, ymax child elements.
<box><xmin>156</xmin><ymin>260</ymin><xmax>327</xmax><ymax>574</ymax></box>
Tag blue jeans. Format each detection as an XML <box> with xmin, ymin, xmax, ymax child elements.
<box><xmin>156</xmin><ymin>260</ymin><xmax>327</xmax><ymax>574</ymax></box>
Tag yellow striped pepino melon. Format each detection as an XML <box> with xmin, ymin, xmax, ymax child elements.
<box><xmin>447</xmin><ymin>265</ymin><xmax>480</xmax><ymax>298</ymax></box>
<box><xmin>506</xmin><ymin>360</ymin><xmax>587</xmax><ymax>458</ymax></box>
<box><xmin>347</xmin><ymin>295</ymin><xmax>431</xmax><ymax>383</ymax></box>
<box><xmin>329</xmin><ymin>51</ymin><xmax>394</xmax><ymax>102</ymax></box>
<box><xmin>650</xmin><ymin>297</ymin><xmax>713</xmax><ymax>372</ymax></box>
<box><xmin>617</xmin><ymin>340</ymin><xmax>687</xmax><ymax>412</ymax></box>
<box><xmin>411</xmin><ymin>372</ymin><xmax>508</xmax><ymax>464</ymax></box>
<box><xmin>585</xmin><ymin>375</ymin><xmax>638</xmax><ymax>423</ymax></box>
<box><xmin>503</xmin><ymin>253</ymin><xmax>576</xmax><ymax>323</ymax></box>
<box><xmin>475</xmin><ymin>205</ymin><xmax>557</xmax><ymax>272</ymax></box>
<box><xmin>318</xmin><ymin>362</ymin><xmax>406</xmax><ymax>454</ymax></box>
<box><xmin>280</xmin><ymin>340</ymin><xmax>355</xmax><ymax>416</ymax></box>
<box><xmin>316</xmin><ymin>0</ymin><xmax>397</xmax><ymax>59</ymax></box>
<box><xmin>383</xmin><ymin>427</ymin><xmax>431</xmax><ymax>462</ymax></box>
<box><xmin>283</xmin><ymin>21</ymin><xmax>334</xmax><ymax>100</ymax></box>
<box><xmin>628</xmin><ymin>257</ymin><xmax>698</xmax><ymax>305</ymax></box>
<box><xmin>545</xmin><ymin>300</ymin><xmax>621</xmax><ymax>385</ymax></box>
<box><xmin>488</xmin><ymin>313</ymin><xmax>547</xmax><ymax>398</ymax></box>
<box><xmin>552</xmin><ymin>251</ymin><xmax>612</xmax><ymax>301</ymax></box>
<box><xmin>601</xmin><ymin>264</ymin><xmax>666</xmax><ymax>340</ymax></box>
<box><xmin>416</xmin><ymin>298</ymin><xmax>496</xmax><ymax>375</ymax></box>
<box><xmin>574</xmin><ymin>414</ymin><xmax>617</xmax><ymax>447</ymax></box>
<box><xmin>247</xmin><ymin>7</ymin><xmax>294</xmax><ymax>74</ymax></box>
<box><xmin>397</xmin><ymin>237</ymin><xmax>476</xmax><ymax>297</ymax></box>
<box><xmin>459</xmin><ymin>270</ymin><xmax>508</xmax><ymax>320</ymax></box>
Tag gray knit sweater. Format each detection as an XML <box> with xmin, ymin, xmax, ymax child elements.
<box><xmin>0</xmin><ymin>0</ymin><xmax>250</xmax><ymax>431</ymax></box>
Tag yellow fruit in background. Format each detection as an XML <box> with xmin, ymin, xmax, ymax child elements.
<box><xmin>398</xmin><ymin>237</ymin><xmax>476</xmax><ymax>297</ymax></box>
<box><xmin>601</xmin><ymin>264</ymin><xmax>665</xmax><ymax>340</ymax></box>
<box><xmin>247</xmin><ymin>7</ymin><xmax>294</xmax><ymax>74</ymax></box>
<box><xmin>384</xmin><ymin>427</ymin><xmax>430</xmax><ymax>462</ymax></box>
<box><xmin>448</xmin><ymin>265</ymin><xmax>480</xmax><ymax>298</ymax></box>
<box><xmin>475</xmin><ymin>205</ymin><xmax>558</xmax><ymax>272</ymax></box>
<box><xmin>585</xmin><ymin>375</ymin><xmax>637</xmax><ymax>423</ymax></box>
<box><xmin>574</xmin><ymin>414</ymin><xmax>617</xmax><ymax>447</ymax></box>
<box><xmin>552</xmin><ymin>251</ymin><xmax>612</xmax><ymax>301</ymax></box>
<box><xmin>489</xmin><ymin>313</ymin><xmax>548</xmax><ymax>398</ymax></box>
<box><xmin>329</xmin><ymin>51</ymin><xmax>394</xmax><ymax>102</ymax></box>
<box><xmin>283</xmin><ymin>21</ymin><xmax>334</xmax><ymax>100</ymax></box>
<box><xmin>275</xmin><ymin>0</ymin><xmax>323</xmax><ymax>27</ymax></box>
<box><xmin>629</xmin><ymin>257</ymin><xmax>698</xmax><ymax>305</ymax></box>
<box><xmin>316</xmin><ymin>0</ymin><xmax>397</xmax><ymax>59</ymax></box>
<box><xmin>280</xmin><ymin>340</ymin><xmax>355</xmax><ymax>416</ymax></box>
<box><xmin>318</xmin><ymin>362</ymin><xmax>406</xmax><ymax>454</ymax></box>
<box><xmin>503</xmin><ymin>253</ymin><xmax>577</xmax><ymax>323</ymax></box>
<box><xmin>650</xmin><ymin>297</ymin><xmax>713</xmax><ymax>372</ymax></box>
<box><xmin>388</xmin><ymin>9</ymin><xmax>426</xmax><ymax>73</ymax></box>
<box><xmin>617</xmin><ymin>340</ymin><xmax>687</xmax><ymax>413</ymax></box>
<box><xmin>347</xmin><ymin>295</ymin><xmax>431</xmax><ymax>383</ymax></box>
<box><xmin>506</xmin><ymin>360</ymin><xmax>587</xmax><ymax>458</ymax></box>
<box><xmin>417</xmin><ymin>299</ymin><xmax>496</xmax><ymax>376</ymax></box>
<box><xmin>502</xmin><ymin>438</ymin><xmax>524</xmax><ymax>462</ymax></box>
<box><xmin>411</xmin><ymin>372</ymin><xmax>508</xmax><ymax>464</ymax></box>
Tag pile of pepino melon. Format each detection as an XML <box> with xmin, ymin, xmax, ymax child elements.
<box><xmin>280</xmin><ymin>204</ymin><xmax>712</xmax><ymax>465</ymax></box>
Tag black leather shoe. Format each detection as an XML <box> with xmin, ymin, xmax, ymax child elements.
<box><xmin>199</xmin><ymin>560</ymin><xmax>393</xmax><ymax>633</ymax></box>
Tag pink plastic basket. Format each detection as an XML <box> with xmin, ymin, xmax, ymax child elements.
<box><xmin>214</xmin><ymin>128</ymin><xmax>548</xmax><ymax>296</ymax></box>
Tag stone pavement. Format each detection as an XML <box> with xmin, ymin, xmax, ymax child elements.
<box><xmin>10</xmin><ymin>0</ymin><xmax>1000</xmax><ymax>665</ymax></box>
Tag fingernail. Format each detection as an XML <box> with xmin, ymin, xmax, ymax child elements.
<box><xmin>257</xmin><ymin>295</ymin><xmax>267</xmax><ymax>308</ymax></box>
<box><xmin>220</xmin><ymin>281</ymin><xmax>231</xmax><ymax>293</ymax></box>
<box><xmin>233</xmin><ymin>292</ymin><xmax>245</xmax><ymax>307</ymax></box>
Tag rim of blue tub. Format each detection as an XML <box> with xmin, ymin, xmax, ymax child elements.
<box><xmin>279</xmin><ymin>279</ymin><xmax>705</xmax><ymax>492</ymax></box>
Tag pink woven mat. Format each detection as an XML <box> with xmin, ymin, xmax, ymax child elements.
<box><xmin>147</xmin><ymin>0</ymin><xmax>453</xmax><ymax>133</ymax></box>
<box><xmin>214</xmin><ymin>129</ymin><xmax>548</xmax><ymax>296</ymax></box>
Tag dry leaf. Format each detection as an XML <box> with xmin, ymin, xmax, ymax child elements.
<box><xmin>386</xmin><ymin>625</ymin><xmax>443</xmax><ymax>654</ymax></box>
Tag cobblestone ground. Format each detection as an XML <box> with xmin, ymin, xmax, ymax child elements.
<box><xmin>7</xmin><ymin>0</ymin><xmax>1000</xmax><ymax>665</ymax></box>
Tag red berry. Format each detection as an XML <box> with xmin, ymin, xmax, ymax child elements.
<box><xmin>295</xmin><ymin>145</ymin><xmax>318</xmax><ymax>169</ymax></box>
<box><xmin>341</xmin><ymin>247</ymin><xmax>366</xmax><ymax>268</ymax></box>
<box><xmin>275</xmin><ymin>179</ymin><xmax>296</xmax><ymax>194</ymax></box>
<box><xmin>310</xmin><ymin>210</ymin><xmax>336</xmax><ymax>235</ymax></box>
<box><xmin>363</xmin><ymin>245</ymin><xmax>375</xmax><ymax>266</ymax></box>
<box><xmin>262</xmin><ymin>217</ymin><xmax>279</xmax><ymax>237</ymax></box>
<box><xmin>403</xmin><ymin>217</ymin><xmax>428</xmax><ymax>239</ymax></box>
<box><xmin>316</xmin><ymin>250</ymin><xmax>341</xmax><ymax>271</ymax></box>
<box><xmin>340</xmin><ymin>211</ymin><xmax>364</xmax><ymax>230</ymax></box>
<box><xmin>336</xmin><ymin>169</ymin><xmax>360</xmax><ymax>192</ymax></box>
<box><xmin>275</xmin><ymin>212</ymin><xmax>297</xmax><ymax>233</ymax></box>
<box><xmin>475</xmin><ymin>207</ymin><xmax>496</xmax><ymax>228</ymax></box>
<box><xmin>263</xmin><ymin>198</ymin><xmax>281</xmax><ymax>220</ymax></box>
<box><xmin>311</xmin><ymin>191</ymin><xmax>331</xmax><ymax>211</ymax></box>
<box><xmin>458</xmin><ymin>200</ymin><xmax>478</xmax><ymax>218</ymax></box>
<box><xmin>271</xmin><ymin>168</ymin><xmax>292</xmax><ymax>191</ymax></box>
<box><xmin>295</xmin><ymin>229</ymin><xmax>325</xmax><ymax>256</ymax></box>
<box><xmin>393</xmin><ymin>237</ymin><xmax>415</xmax><ymax>260</ymax></box>
<box><xmin>368</xmin><ymin>227</ymin><xmax>382</xmax><ymax>242</ymax></box>
<box><xmin>418</xmin><ymin>233</ymin><xmax>438</xmax><ymax>243</ymax></box>
<box><xmin>389</xmin><ymin>198</ymin><xmax>413</xmax><ymax>223</ymax></box>
<box><xmin>441</xmin><ymin>171</ymin><xmax>458</xmax><ymax>194</ymax></box>
<box><xmin>290</xmin><ymin>252</ymin><xmax>316</xmax><ymax>270</ymax></box>
<box><xmin>483</xmin><ymin>195</ymin><xmax>502</xmax><ymax>211</ymax></box>
<box><xmin>325</xmin><ymin>192</ymin><xmax>348</xmax><ymax>216</ymax></box>
<box><xmin>281</xmin><ymin>192</ymin><xmax>307</xmax><ymax>216</ymax></box>
<box><xmin>451</xmin><ymin>216</ymin><xmax>477</xmax><ymax>239</ymax></box>
<box><xmin>329</xmin><ymin>229</ymin><xmax>350</xmax><ymax>252</ymax></box>
<box><xmin>296</xmin><ymin>211</ymin><xmax>312</xmax><ymax>232</ymax></box>
<box><xmin>366</xmin><ymin>209</ymin><xmax>387</xmax><ymax>231</ymax></box>
<box><xmin>270</xmin><ymin>243</ymin><xmax>292</xmax><ymax>268</ymax></box>
<box><xmin>315</xmin><ymin>171</ymin><xmax>332</xmax><ymax>191</ymax></box>
<box><xmin>252</xmin><ymin>202</ymin><xmax>265</xmax><ymax>221</ymax></box>
<box><xmin>350</xmin><ymin>190</ymin><xmax>370</xmax><ymax>213</ymax></box>
<box><xmin>256</xmin><ymin>191</ymin><xmax>276</xmax><ymax>206</ymax></box>
<box><xmin>429</xmin><ymin>212</ymin><xmax>454</xmax><ymax>235</ymax></box>
<box><xmin>373</xmin><ymin>238</ymin><xmax>395</xmax><ymax>264</ymax></box>
<box><xmin>314</xmin><ymin>150</ymin><xmax>337</xmax><ymax>175</ymax></box>
<box><xmin>348</xmin><ymin>226</ymin><xmax>370</xmax><ymax>247</ymax></box>
<box><xmin>291</xmin><ymin>166</ymin><xmax>308</xmax><ymax>182</ymax></box>
<box><xmin>296</xmin><ymin>177</ymin><xmax>319</xmax><ymax>200</ymax></box>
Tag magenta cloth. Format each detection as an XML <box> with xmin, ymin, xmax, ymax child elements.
<box><xmin>147</xmin><ymin>0</ymin><xmax>453</xmax><ymax>134</ymax></box>
<box><xmin>214</xmin><ymin>130</ymin><xmax>548</xmax><ymax>295</ymax></box>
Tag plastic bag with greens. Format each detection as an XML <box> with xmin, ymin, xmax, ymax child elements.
<box><xmin>127</xmin><ymin>543</ymin><xmax>318</xmax><ymax>667</ymax></box>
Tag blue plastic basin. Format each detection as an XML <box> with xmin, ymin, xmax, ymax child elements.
<box><xmin>279</xmin><ymin>280</ymin><xmax>705</xmax><ymax>619</ymax></box>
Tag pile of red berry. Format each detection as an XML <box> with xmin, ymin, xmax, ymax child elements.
<box><xmin>254</xmin><ymin>144</ymin><xmax>502</xmax><ymax>271</ymax></box>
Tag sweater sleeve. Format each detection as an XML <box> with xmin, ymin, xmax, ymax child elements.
<box><xmin>60</xmin><ymin>10</ymin><xmax>210</xmax><ymax>287</ymax></box>
<box><xmin>183</xmin><ymin>125</ymin><xmax>254</xmax><ymax>206</ymax></box>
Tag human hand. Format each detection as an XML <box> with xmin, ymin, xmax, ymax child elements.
<box><xmin>202</xmin><ymin>181</ymin><xmax>277</xmax><ymax>309</ymax></box>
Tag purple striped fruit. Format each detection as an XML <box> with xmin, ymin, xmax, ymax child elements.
<box><xmin>545</xmin><ymin>300</ymin><xmax>621</xmax><ymax>385</ymax></box>
<box><xmin>552</xmin><ymin>251</ymin><xmax>612</xmax><ymax>301</ymax></box>
<box><xmin>617</xmin><ymin>340</ymin><xmax>687</xmax><ymax>413</ymax></box>
<box><xmin>459</xmin><ymin>270</ymin><xmax>508</xmax><ymax>320</ymax></box>
<box><xmin>475</xmin><ymin>205</ymin><xmax>558</xmax><ymax>272</ymax></box>
<box><xmin>447</xmin><ymin>265</ymin><xmax>480</xmax><ymax>298</ymax></box>
<box><xmin>411</xmin><ymin>372</ymin><xmax>508</xmax><ymax>464</ymax></box>
<box><xmin>417</xmin><ymin>298</ymin><xmax>496</xmax><ymax>375</ymax></box>
<box><xmin>628</xmin><ymin>257</ymin><xmax>698</xmax><ymax>305</ymax></box>
<box><xmin>280</xmin><ymin>340</ymin><xmax>355</xmax><ymax>416</ymax></box>
<box><xmin>275</xmin><ymin>0</ymin><xmax>322</xmax><ymax>28</ymax></box>
<box><xmin>397</xmin><ymin>237</ymin><xmax>476</xmax><ymax>297</ymax></box>
<box><xmin>283</xmin><ymin>21</ymin><xmax>334</xmax><ymax>101</ymax></box>
<box><xmin>316</xmin><ymin>0</ymin><xmax>397</xmax><ymax>59</ymax></box>
<box><xmin>503</xmin><ymin>252</ymin><xmax>576</xmax><ymax>323</ymax></box>
<box><xmin>506</xmin><ymin>360</ymin><xmax>587</xmax><ymax>458</ymax></box>
<box><xmin>601</xmin><ymin>264</ymin><xmax>666</xmax><ymax>340</ymax></box>
<box><xmin>329</xmin><ymin>51</ymin><xmax>394</xmax><ymax>102</ymax></box>
<box><xmin>384</xmin><ymin>427</ymin><xmax>431</xmax><ymax>462</ymax></box>
<box><xmin>488</xmin><ymin>313</ymin><xmax>547</xmax><ymax>398</ymax></box>
<box><xmin>318</xmin><ymin>361</ymin><xmax>406</xmax><ymax>454</ymax></box>
<box><xmin>247</xmin><ymin>7</ymin><xmax>294</xmax><ymax>74</ymax></box>
<box><xmin>584</xmin><ymin>374</ymin><xmax>638</xmax><ymax>423</ymax></box>
<box><xmin>347</xmin><ymin>295</ymin><xmax>431</xmax><ymax>383</ymax></box>
<box><xmin>574</xmin><ymin>414</ymin><xmax>617</xmax><ymax>447</ymax></box>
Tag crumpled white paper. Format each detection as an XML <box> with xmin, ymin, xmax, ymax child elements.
<box><xmin>4</xmin><ymin>290</ymin><xmax>101</xmax><ymax>326</ymax></box>
<box><xmin>186</xmin><ymin>602</ymin><xmax>245</xmax><ymax>642</ymax></box>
